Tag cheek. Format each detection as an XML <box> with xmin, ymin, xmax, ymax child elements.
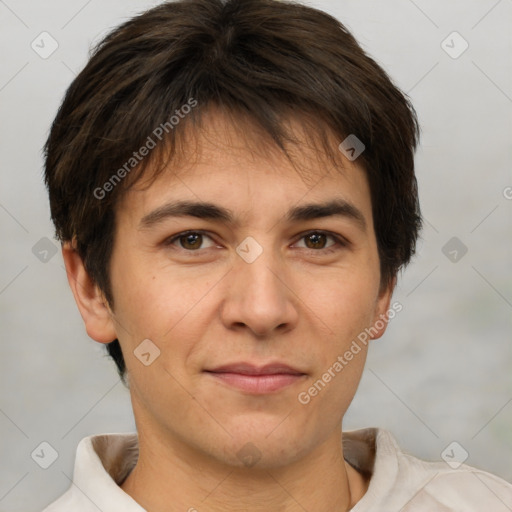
<box><xmin>111</xmin><ymin>273</ymin><xmax>166</xmax><ymax>342</ymax></box>
<box><xmin>110</xmin><ymin>258</ymin><xmax>218</xmax><ymax>364</ymax></box>
<box><xmin>310</xmin><ymin>270</ymin><xmax>379</xmax><ymax>339</ymax></box>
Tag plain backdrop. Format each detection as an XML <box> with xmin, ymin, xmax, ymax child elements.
<box><xmin>0</xmin><ymin>0</ymin><xmax>511</xmax><ymax>510</ymax></box>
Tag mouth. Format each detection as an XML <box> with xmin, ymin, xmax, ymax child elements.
<box><xmin>204</xmin><ymin>362</ymin><xmax>307</xmax><ymax>394</ymax></box>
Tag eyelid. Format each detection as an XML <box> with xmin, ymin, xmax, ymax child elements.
<box><xmin>163</xmin><ymin>230</ymin><xmax>217</xmax><ymax>248</ymax></box>
<box><xmin>163</xmin><ymin>229</ymin><xmax>349</xmax><ymax>252</ymax></box>
<box><xmin>292</xmin><ymin>230</ymin><xmax>349</xmax><ymax>252</ymax></box>
<box><xmin>293</xmin><ymin>229</ymin><xmax>348</xmax><ymax>243</ymax></box>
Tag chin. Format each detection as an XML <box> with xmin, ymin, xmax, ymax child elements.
<box><xmin>213</xmin><ymin>415</ymin><xmax>314</xmax><ymax>469</ymax></box>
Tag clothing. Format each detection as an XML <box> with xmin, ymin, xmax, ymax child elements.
<box><xmin>42</xmin><ymin>428</ymin><xmax>512</xmax><ymax>511</ymax></box>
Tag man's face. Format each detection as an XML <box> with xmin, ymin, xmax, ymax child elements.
<box><xmin>105</xmin><ymin>111</ymin><xmax>393</xmax><ymax>468</ymax></box>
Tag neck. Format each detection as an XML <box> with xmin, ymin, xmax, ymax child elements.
<box><xmin>121</xmin><ymin>427</ymin><xmax>368</xmax><ymax>512</ymax></box>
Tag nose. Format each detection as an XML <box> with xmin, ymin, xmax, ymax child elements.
<box><xmin>220</xmin><ymin>244</ymin><xmax>299</xmax><ymax>338</ymax></box>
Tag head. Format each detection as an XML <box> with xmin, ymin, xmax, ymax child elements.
<box><xmin>44</xmin><ymin>0</ymin><xmax>420</xmax><ymax>468</ymax></box>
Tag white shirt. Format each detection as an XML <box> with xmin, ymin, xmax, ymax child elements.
<box><xmin>42</xmin><ymin>428</ymin><xmax>512</xmax><ymax>511</ymax></box>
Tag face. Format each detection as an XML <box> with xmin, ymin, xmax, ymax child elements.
<box><xmin>80</xmin><ymin>111</ymin><xmax>393</xmax><ymax>469</ymax></box>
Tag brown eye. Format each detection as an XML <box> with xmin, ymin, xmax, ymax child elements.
<box><xmin>304</xmin><ymin>232</ymin><xmax>328</xmax><ymax>249</ymax></box>
<box><xmin>165</xmin><ymin>231</ymin><xmax>216</xmax><ymax>252</ymax></box>
<box><xmin>179</xmin><ymin>232</ymin><xmax>203</xmax><ymax>250</ymax></box>
<box><xmin>294</xmin><ymin>231</ymin><xmax>346</xmax><ymax>254</ymax></box>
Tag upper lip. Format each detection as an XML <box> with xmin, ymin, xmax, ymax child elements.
<box><xmin>205</xmin><ymin>362</ymin><xmax>305</xmax><ymax>376</ymax></box>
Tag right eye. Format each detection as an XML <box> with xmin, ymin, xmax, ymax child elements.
<box><xmin>163</xmin><ymin>230</ymin><xmax>218</xmax><ymax>252</ymax></box>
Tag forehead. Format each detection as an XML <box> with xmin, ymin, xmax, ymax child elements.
<box><xmin>115</xmin><ymin>108</ymin><xmax>372</xmax><ymax>226</ymax></box>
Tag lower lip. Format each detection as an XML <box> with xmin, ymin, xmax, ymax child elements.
<box><xmin>206</xmin><ymin>372</ymin><xmax>305</xmax><ymax>393</ymax></box>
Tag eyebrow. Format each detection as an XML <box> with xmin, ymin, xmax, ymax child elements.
<box><xmin>138</xmin><ymin>198</ymin><xmax>367</xmax><ymax>232</ymax></box>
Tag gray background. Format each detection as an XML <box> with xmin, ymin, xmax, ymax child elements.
<box><xmin>1</xmin><ymin>0</ymin><xmax>511</xmax><ymax>510</ymax></box>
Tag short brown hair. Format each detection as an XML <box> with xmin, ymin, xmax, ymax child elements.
<box><xmin>44</xmin><ymin>0</ymin><xmax>421</xmax><ymax>380</ymax></box>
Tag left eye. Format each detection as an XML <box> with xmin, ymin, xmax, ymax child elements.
<box><xmin>164</xmin><ymin>230</ymin><xmax>344</xmax><ymax>252</ymax></box>
<box><xmin>294</xmin><ymin>231</ymin><xmax>341</xmax><ymax>251</ymax></box>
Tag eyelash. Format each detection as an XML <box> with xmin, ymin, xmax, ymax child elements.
<box><xmin>163</xmin><ymin>230</ymin><xmax>348</xmax><ymax>255</ymax></box>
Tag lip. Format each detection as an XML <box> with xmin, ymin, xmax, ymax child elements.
<box><xmin>204</xmin><ymin>362</ymin><xmax>307</xmax><ymax>394</ymax></box>
<box><xmin>207</xmin><ymin>362</ymin><xmax>304</xmax><ymax>375</ymax></box>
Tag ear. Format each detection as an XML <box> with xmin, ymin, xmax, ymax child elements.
<box><xmin>61</xmin><ymin>240</ymin><xmax>117</xmax><ymax>344</ymax></box>
<box><xmin>369</xmin><ymin>276</ymin><xmax>397</xmax><ymax>340</ymax></box>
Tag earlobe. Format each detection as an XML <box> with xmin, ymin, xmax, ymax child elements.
<box><xmin>370</xmin><ymin>276</ymin><xmax>397</xmax><ymax>340</ymax></box>
<box><xmin>61</xmin><ymin>240</ymin><xmax>117</xmax><ymax>344</ymax></box>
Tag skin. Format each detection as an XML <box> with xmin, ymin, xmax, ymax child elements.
<box><xmin>62</xmin><ymin>109</ymin><xmax>395</xmax><ymax>512</ymax></box>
